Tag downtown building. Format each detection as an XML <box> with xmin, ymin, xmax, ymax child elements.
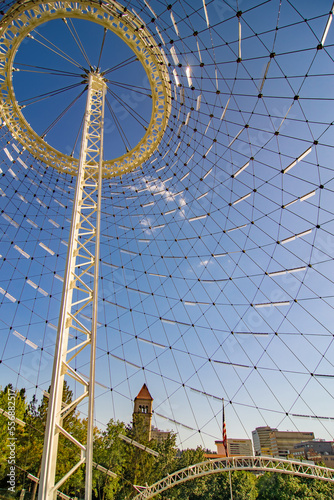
<box><xmin>223</xmin><ymin>438</ymin><xmax>253</xmax><ymax>457</ymax></box>
<box><xmin>252</xmin><ymin>426</ymin><xmax>315</xmax><ymax>458</ymax></box>
<box><xmin>209</xmin><ymin>438</ymin><xmax>253</xmax><ymax>457</ymax></box>
<box><xmin>252</xmin><ymin>426</ymin><xmax>277</xmax><ymax>456</ymax></box>
<box><xmin>291</xmin><ymin>439</ymin><xmax>334</xmax><ymax>467</ymax></box>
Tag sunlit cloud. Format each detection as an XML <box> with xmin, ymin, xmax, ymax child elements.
<box><xmin>131</xmin><ymin>175</ymin><xmax>187</xmax><ymax>218</ymax></box>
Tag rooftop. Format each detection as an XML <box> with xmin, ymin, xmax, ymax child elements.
<box><xmin>135</xmin><ymin>383</ymin><xmax>153</xmax><ymax>401</ymax></box>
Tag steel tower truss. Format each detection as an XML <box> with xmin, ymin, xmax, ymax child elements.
<box><xmin>38</xmin><ymin>73</ymin><xmax>106</xmax><ymax>500</ymax></box>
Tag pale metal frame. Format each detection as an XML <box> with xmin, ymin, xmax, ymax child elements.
<box><xmin>0</xmin><ymin>0</ymin><xmax>171</xmax><ymax>177</ymax></box>
<box><xmin>38</xmin><ymin>72</ymin><xmax>106</xmax><ymax>500</ymax></box>
<box><xmin>133</xmin><ymin>456</ymin><xmax>334</xmax><ymax>499</ymax></box>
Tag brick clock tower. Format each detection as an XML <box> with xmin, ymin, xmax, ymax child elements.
<box><xmin>132</xmin><ymin>384</ymin><xmax>153</xmax><ymax>441</ymax></box>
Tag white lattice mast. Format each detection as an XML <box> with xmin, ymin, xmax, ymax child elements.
<box><xmin>38</xmin><ymin>72</ymin><xmax>106</xmax><ymax>500</ymax></box>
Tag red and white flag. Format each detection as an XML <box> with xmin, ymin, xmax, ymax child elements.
<box><xmin>222</xmin><ymin>400</ymin><xmax>228</xmax><ymax>457</ymax></box>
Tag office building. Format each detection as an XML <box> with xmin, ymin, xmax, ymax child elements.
<box><xmin>252</xmin><ymin>426</ymin><xmax>277</xmax><ymax>456</ymax></box>
<box><xmin>215</xmin><ymin>438</ymin><xmax>253</xmax><ymax>457</ymax></box>
<box><xmin>270</xmin><ymin>430</ymin><xmax>315</xmax><ymax>458</ymax></box>
<box><xmin>291</xmin><ymin>439</ymin><xmax>334</xmax><ymax>466</ymax></box>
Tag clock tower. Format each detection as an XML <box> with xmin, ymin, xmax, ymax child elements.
<box><xmin>132</xmin><ymin>383</ymin><xmax>153</xmax><ymax>441</ymax></box>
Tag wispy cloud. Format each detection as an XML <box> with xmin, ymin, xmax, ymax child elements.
<box><xmin>131</xmin><ymin>175</ymin><xmax>187</xmax><ymax>219</ymax></box>
<box><xmin>140</xmin><ymin>217</ymin><xmax>153</xmax><ymax>235</ymax></box>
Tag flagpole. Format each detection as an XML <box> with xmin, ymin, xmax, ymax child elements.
<box><xmin>229</xmin><ymin>470</ymin><xmax>234</xmax><ymax>500</ymax></box>
<box><xmin>222</xmin><ymin>399</ymin><xmax>233</xmax><ymax>500</ymax></box>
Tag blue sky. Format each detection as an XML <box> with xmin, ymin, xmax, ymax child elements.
<box><xmin>13</xmin><ymin>16</ymin><xmax>151</xmax><ymax>160</ymax></box>
<box><xmin>0</xmin><ymin>0</ymin><xmax>334</xmax><ymax>452</ymax></box>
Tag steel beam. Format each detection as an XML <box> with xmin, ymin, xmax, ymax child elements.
<box><xmin>133</xmin><ymin>456</ymin><xmax>334</xmax><ymax>499</ymax></box>
<box><xmin>38</xmin><ymin>73</ymin><xmax>106</xmax><ymax>500</ymax></box>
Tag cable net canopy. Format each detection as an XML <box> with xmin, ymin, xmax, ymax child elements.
<box><xmin>0</xmin><ymin>0</ymin><xmax>334</xmax><ymax>450</ymax></box>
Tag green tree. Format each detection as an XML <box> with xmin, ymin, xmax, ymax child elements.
<box><xmin>17</xmin><ymin>393</ymin><xmax>46</xmax><ymax>499</ymax></box>
<box><xmin>167</xmin><ymin>450</ymin><xmax>257</xmax><ymax>500</ymax></box>
<box><xmin>92</xmin><ymin>419</ymin><xmax>128</xmax><ymax>500</ymax></box>
<box><xmin>293</xmin><ymin>475</ymin><xmax>334</xmax><ymax>500</ymax></box>
<box><xmin>0</xmin><ymin>384</ymin><xmax>27</xmax><ymax>491</ymax></box>
<box><xmin>120</xmin><ymin>421</ymin><xmax>157</xmax><ymax>498</ymax></box>
<box><xmin>257</xmin><ymin>471</ymin><xmax>334</xmax><ymax>499</ymax></box>
<box><xmin>17</xmin><ymin>383</ymin><xmax>87</xmax><ymax>499</ymax></box>
<box><xmin>205</xmin><ymin>470</ymin><xmax>257</xmax><ymax>500</ymax></box>
<box><xmin>151</xmin><ymin>432</ymin><xmax>178</xmax><ymax>483</ymax></box>
<box><xmin>112</xmin><ymin>425</ymin><xmax>178</xmax><ymax>499</ymax></box>
<box><xmin>168</xmin><ymin>447</ymin><xmax>208</xmax><ymax>500</ymax></box>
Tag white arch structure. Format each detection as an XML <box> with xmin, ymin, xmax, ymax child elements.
<box><xmin>133</xmin><ymin>456</ymin><xmax>334</xmax><ymax>500</ymax></box>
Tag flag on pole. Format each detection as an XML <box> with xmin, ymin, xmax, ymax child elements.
<box><xmin>222</xmin><ymin>400</ymin><xmax>228</xmax><ymax>457</ymax></box>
